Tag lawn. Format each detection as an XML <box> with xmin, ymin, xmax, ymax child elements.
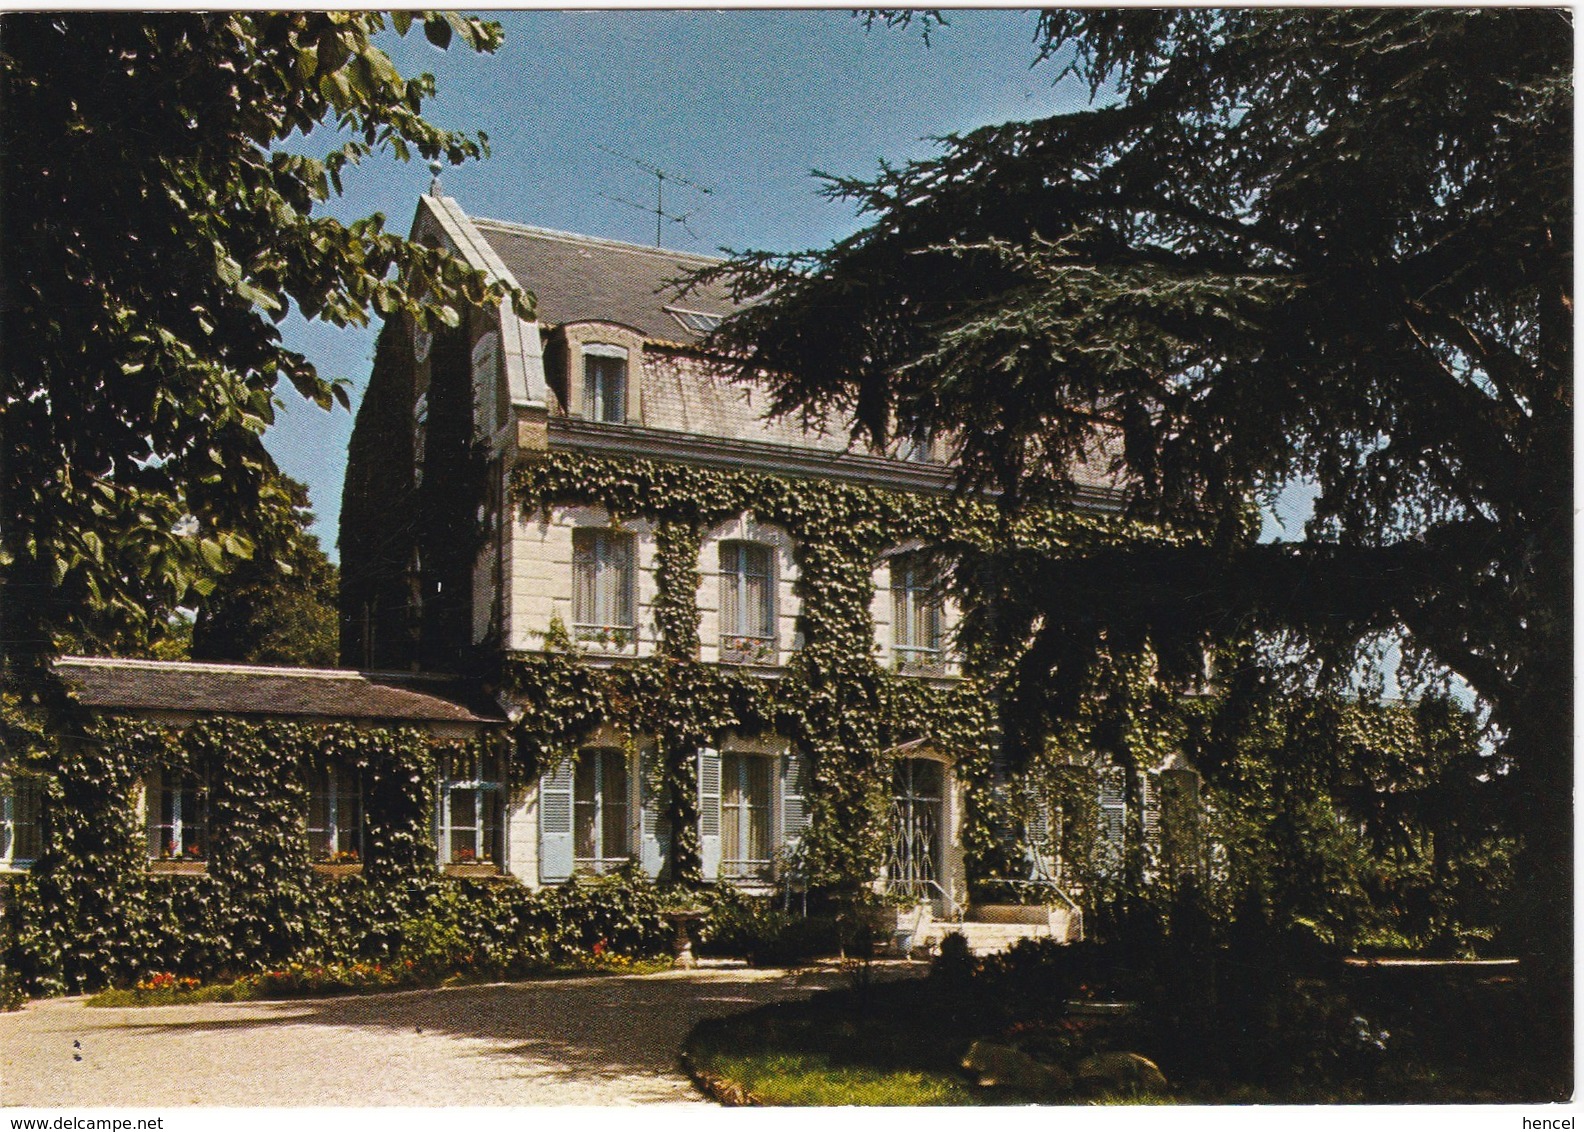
<box><xmin>684</xmin><ymin>942</ymin><xmax>1566</xmax><ymax>1105</ymax></box>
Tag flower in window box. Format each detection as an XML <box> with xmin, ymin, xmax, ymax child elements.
<box><xmin>186</xmin><ymin>842</ymin><xmax>203</xmax><ymax>858</ymax></box>
<box><xmin>454</xmin><ymin>847</ymin><xmax>477</xmax><ymax>864</ymax></box>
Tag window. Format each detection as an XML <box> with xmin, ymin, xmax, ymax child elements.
<box><xmin>573</xmin><ymin>747</ymin><xmax>631</xmax><ymax>873</ymax></box>
<box><xmin>148</xmin><ymin>771</ymin><xmax>208</xmax><ymax>862</ymax></box>
<box><xmin>573</xmin><ymin>529</ymin><xmax>636</xmax><ymax>646</ymax></box>
<box><xmin>1</xmin><ymin>777</ymin><xmax>44</xmax><ymax>868</ymax></box>
<box><xmin>413</xmin><ymin>392</ymin><xmax>428</xmax><ymax>486</ymax></box>
<box><xmin>892</xmin><ymin>553</ymin><xmax>944</xmax><ymax>668</ymax></box>
<box><xmin>583</xmin><ymin>346</ymin><xmax>628</xmax><ymax>423</ymax></box>
<box><xmin>439</xmin><ymin>750</ymin><xmax>503</xmax><ymax>866</ymax></box>
<box><xmin>666</xmin><ymin>307</ymin><xmax>722</xmax><ymax>334</ymax></box>
<box><xmin>720</xmin><ymin>541</ymin><xmax>775</xmax><ymax>663</ymax></box>
<box><xmin>308</xmin><ymin>766</ymin><xmax>364</xmax><ymax>863</ymax></box>
<box><xmin>888</xmin><ymin>758</ymin><xmax>943</xmax><ymax>896</ymax></box>
<box><xmin>896</xmin><ymin>427</ymin><xmax>936</xmax><ymax>464</ymax></box>
<box><xmin>721</xmin><ymin>753</ymin><xmax>772</xmax><ymax>880</ymax></box>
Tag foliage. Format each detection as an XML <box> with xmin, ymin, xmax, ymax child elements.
<box><xmin>704</xmin><ymin>8</ymin><xmax>1570</xmax><ymax>994</ymax></box>
<box><xmin>698</xmin><ymin>886</ymin><xmax>842</xmax><ymax>967</ymax></box>
<box><xmin>190</xmin><ymin>475</ymin><xmax>339</xmax><ymax>666</ymax></box>
<box><xmin>1</xmin><ymin>11</ymin><xmax>528</xmax><ymax>679</ymax></box>
<box><xmin>509</xmin><ymin>450</ymin><xmax>1153</xmax><ymax>892</ymax></box>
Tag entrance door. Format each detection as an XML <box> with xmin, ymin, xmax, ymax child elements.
<box><xmin>888</xmin><ymin>758</ymin><xmax>943</xmax><ymax>900</ymax></box>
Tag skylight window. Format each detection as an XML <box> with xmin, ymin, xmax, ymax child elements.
<box><xmin>667</xmin><ymin>307</ymin><xmax>722</xmax><ymax>334</ymax></box>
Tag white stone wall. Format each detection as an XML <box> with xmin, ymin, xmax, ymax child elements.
<box><xmin>504</xmin><ymin>781</ymin><xmax>539</xmax><ymax>886</ymax></box>
<box><xmin>503</xmin><ymin>503</ymin><xmax>659</xmax><ymax>657</ymax></box>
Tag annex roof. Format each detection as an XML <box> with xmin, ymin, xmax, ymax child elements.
<box><xmin>471</xmin><ymin>217</ymin><xmax>741</xmax><ymax>345</ymax></box>
<box><xmin>56</xmin><ymin>657</ymin><xmax>503</xmax><ymax>726</ymax></box>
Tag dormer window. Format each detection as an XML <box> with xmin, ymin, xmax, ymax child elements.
<box><xmin>583</xmin><ymin>344</ymin><xmax>628</xmax><ymax>423</ymax></box>
<box><xmin>666</xmin><ymin>307</ymin><xmax>722</xmax><ymax>335</ymax></box>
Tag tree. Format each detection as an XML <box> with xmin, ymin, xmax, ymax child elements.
<box><xmin>707</xmin><ymin>8</ymin><xmax>1569</xmax><ymax>1037</ymax></box>
<box><xmin>190</xmin><ymin>475</ymin><xmax>339</xmax><ymax>667</ymax></box>
<box><xmin>1</xmin><ymin>12</ymin><xmax>528</xmax><ymax>686</ymax></box>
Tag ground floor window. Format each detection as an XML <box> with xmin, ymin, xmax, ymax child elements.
<box><xmin>1</xmin><ymin>777</ymin><xmax>44</xmax><ymax>867</ymax></box>
<box><xmin>148</xmin><ymin>771</ymin><xmax>208</xmax><ymax>861</ymax></box>
<box><xmin>439</xmin><ymin>750</ymin><xmax>503</xmax><ymax>866</ymax></box>
<box><xmin>307</xmin><ymin>765</ymin><xmax>364</xmax><ymax>863</ymax></box>
<box><xmin>888</xmin><ymin>757</ymin><xmax>943</xmax><ymax>896</ymax></box>
<box><xmin>721</xmin><ymin>752</ymin><xmax>773</xmax><ymax>880</ymax></box>
<box><xmin>574</xmin><ymin>746</ymin><xmax>631</xmax><ymax>873</ymax></box>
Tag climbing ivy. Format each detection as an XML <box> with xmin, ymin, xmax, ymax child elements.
<box><xmin>506</xmin><ymin>451</ymin><xmax>1159</xmax><ymax>895</ymax></box>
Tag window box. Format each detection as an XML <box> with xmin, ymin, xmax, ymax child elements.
<box><xmin>312</xmin><ymin>862</ymin><xmax>364</xmax><ymax>879</ymax></box>
<box><xmin>149</xmin><ymin>859</ymin><xmax>207</xmax><ymax>876</ymax></box>
<box><xmin>443</xmin><ymin>862</ymin><xmax>501</xmax><ymax>879</ymax></box>
<box><xmin>720</xmin><ymin>635</ymin><xmax>776</xmax><ymax>666</ymax></box>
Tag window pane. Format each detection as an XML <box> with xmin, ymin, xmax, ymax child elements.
<box><xmin>573</xmin><ymin>531</ymin><xmax>597</xmax><ymax>628</ymax></box>
<box><xmin>586</xmin><ymin>355</ymin><xmax>626</xmax><ymax>422</ymax></box>
<box><xmin>574</xmin><ymin>753</ymin><xmax>599</xmax><ymax>859</ymax></box>
<box><xmin>722</xmin><ymin>754</ymin><xmax>744</xmax><ymax>864</ymax></box>
<box><xmin>450</xmin><ymin>789</ymin><xmax>478</xmax><ymax>861</ymax></box>
<box><xmin>720</xmin><ymin>544</ymin><xmax>741</xmax><ymax>636</ymax></box>
<box><xmin>745</xmin><ymin>756</ymin><xmax>772</xmax><ymax>862</ymax></box>
<box><xmin>11</xmin><ymin>780</ymin><xmax>41</xmax><ymax>862</ymax></box>
<box><xmin>601</xmin><ymin>750</ymin><xmax>630</xmax><ymax>859</ymax></box>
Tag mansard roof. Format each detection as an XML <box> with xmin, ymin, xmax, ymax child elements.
<box><xmin>56</xmin><ymin>657</ymin><xmax>502</xmax><ymax>726</ymax></box>
<box><xmin>472</xmin><ymin>217</ymin><xmax>741</xmax><ymax>346</ymax></box>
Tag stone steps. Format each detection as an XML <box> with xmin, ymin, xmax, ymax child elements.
<box><xmin>906</xmin><ymin>916</ymin><xmax>1077</xmax><ymax>956</ymax></box>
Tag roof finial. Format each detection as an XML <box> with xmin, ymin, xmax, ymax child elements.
<box><xmin>428</xmin><ymin>160</ymin><xmax>444</xmax><ymax>196</ymax></box>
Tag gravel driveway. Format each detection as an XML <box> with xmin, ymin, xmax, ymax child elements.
<box><xmin>0</xmin><ymin>963</ymin><xmax>875</xmax><ymax>1106</ymax></box>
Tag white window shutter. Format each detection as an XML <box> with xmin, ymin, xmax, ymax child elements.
<box><xmin>780</xmin><ymin>751</ymin><xmax>811</xmax><ymax>864</ymax></box>
<box><xmin>638</xmin><ymin>745</ymin><xmax>669</xmax><ymax>879</ymax></box>
<box><xmin>539</xmin><ymin>761</ymin><xmax>575</xmax><ymax>882</ymax></box>
<box><xmin>698</xmin><ymin>747</ymin><xmax>722</xmax><ymax>881</ymax></box>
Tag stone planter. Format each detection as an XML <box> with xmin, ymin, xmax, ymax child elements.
<box><xmin>443</xmin><ymin>862</ymin><xmax>501</xmax><ymax>878</ymax></box>
<box><xmin>663</xmin><ymin>909</ymin><xmax>706</xmax><ymax>969</ymax></box>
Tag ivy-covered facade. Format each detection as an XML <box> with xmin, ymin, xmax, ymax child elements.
<box><xmin>334</xmin><ymin>191</ymin><xmax>1190</xmax><ymax>927</ymax></box>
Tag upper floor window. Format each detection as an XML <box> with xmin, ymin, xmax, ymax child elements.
<box><xmin>573</xmin><ymin>528</ymin><xmax>636</xmax><ymax>647</ymax></box>
<box><xmin>1</xmin><ymin>777</ymin><xmax>44</xmax><ymax>868</ymax></box>
<box><xmin>896</xmin><ymin>427</ymin><xmax>937</xmax><ymax>464</ymax></box>
<box><xmin>439</xmin><ymin>749</ymin><xmax>503</xmax><ymax>867</ymax></box>
<box><xmin>720</xmin><ymin>541</ymin><xmax>775</xmax><ymax>663</ymax></box>
<box><xmin>148</xmin><ymin>770</ymin><xmax>208</xmax><ymax>862</ymax></box>
<box><xmin>574</xmin><ymin>746</ymin><xmax>631</xmax><ymax>873</ymax></box>
<box><xmin>583</xmin><ymin>344</ymin><xmax>628</xmax><ymax>423</ymax></box>
<box><xmin>308</xmin><ymin>765</ymin><xmax>364</xmax><ymax>864</ymax></box>
<box><xmin>892</xmin><ymin>553</ymin><xmax>944</xmax><ymax>669</ymax></box>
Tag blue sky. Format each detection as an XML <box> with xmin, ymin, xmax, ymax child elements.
<box><xmin>267</xmin><ymin>10</ymin><xmax>1313</xmax><ymax>557</ymax></box>
<box><xmin>267</xmin><ymin>10</ymin><xmax>1094</xmax><ymax>558</ymax></box>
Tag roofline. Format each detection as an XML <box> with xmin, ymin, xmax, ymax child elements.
<box><xmin>470</xmin><ymin>215</ymin><xmax>728</xmax><ymax>268</ymax></box>
<box><xmin>53</xmin><ymin>655</ymin><xmax>467</xmax><ymax>684</ymax></box>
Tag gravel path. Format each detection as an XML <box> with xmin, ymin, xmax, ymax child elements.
<box><xmin>0</xmin><ymin>963</ymin><xmax>878</xmax><ymax>1107</ymax></box>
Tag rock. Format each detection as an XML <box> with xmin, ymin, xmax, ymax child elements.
<box><xmin>1074</xmin><ymin>1051</ymin><xmax>1169</xmax><ymax>1096</ymax></box>
<box><xmin>961</xmin><ymin>1040</ymin><xmax>1073</xmax><ymax>1095</ymax></box>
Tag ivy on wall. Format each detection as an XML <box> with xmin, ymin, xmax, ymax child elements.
<box><xmin>2</xmin><ymin>714</ymin><xmax>461</xmax><ymax>994</ymax></box>
<box><xmin>506</xmin><ymin>451</ymin><xmax>1161</xmax><ymax>894</ymax></box>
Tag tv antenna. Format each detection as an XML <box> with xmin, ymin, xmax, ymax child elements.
<box><xmin>596</xmin><ymin>144</ymin><xmax>713</xmax><ymax>248</ymax></box>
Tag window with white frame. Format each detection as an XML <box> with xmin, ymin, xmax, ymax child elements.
<box><xmin>573</xmin><ymin>746</ymin><xmax>631</xmax><ymax>873</ymax></box>
<box><xmin>721</xmin><ymin>752</ymin><xmax>773</xmax><ymax>880</ymax></box>
<box><xmin>719</xmin><ymin>541</ymin><xmax>775</xmax><ymax>663</ymax></box>
<box><xmin>583</xmin><ymin>345</ymin><xmax>628</xmax><ymax>423</ymax></box>
<box><xmin>1</xmin><ymin>777</ymin><xmax>44</xmax><ymax>868</ymax></box>
<box><xmin>438</xmin><ymin>749</ymin><xmax>503</xmax><ymax>866</ymax></box>
<box><xmin>307</xmin><ymin>765</ymin><xmax>365</xmax><ymax>863</ymax></box>
<box><xmin>147</xmin><ymin>770</ymin><xmax>209</xmax><ymax>861</ymax></box>
<box><xmin>891</xmin><ymin>552</ymin><xmax>944</xmax><ymax>668</ymax></box>
<box><xmin>573</xmin><ymin>528</ymin><xmax>636</xmax><ymax>647</ymax></box>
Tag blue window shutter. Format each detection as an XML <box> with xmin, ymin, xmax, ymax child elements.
<box><xmin>539</xmin><ymin>761</ymin><xmax>574</xmax><ymax>883</ymax></box>
<box><xmin>698</xmin><ymin>747</ymin><xmax>722</xmax><ymax>881</ymax></box>
<box><xmin>780</xmin><ymin>751</ymin><xmax>810</xmax><ymax>860</ymax></box>
<box><xmin>639</xmin><ymin>745</ymin><xmax>669</xmax><ymax>879</ymax></box>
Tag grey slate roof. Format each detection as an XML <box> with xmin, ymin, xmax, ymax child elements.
<box><xmin>56</xmin><ymin>657</ymin><xmax>502</xmax><ymax>725</ymax></box>
<box><xmin>473</xmin><ymin>218</ymin><xmax>740</xmax><ymax>345</ymax></box>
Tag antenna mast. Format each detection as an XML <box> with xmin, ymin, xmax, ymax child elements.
<box><xmin>596</xmin><ymin>144</ymin><xmax>713</xmax><ymax>247</ymax></box>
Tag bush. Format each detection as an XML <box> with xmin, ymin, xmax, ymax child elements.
<box><xmin>698</xmin><ymin>886</ymin><xmax>842</xmax><ymax>966</ymax></box>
